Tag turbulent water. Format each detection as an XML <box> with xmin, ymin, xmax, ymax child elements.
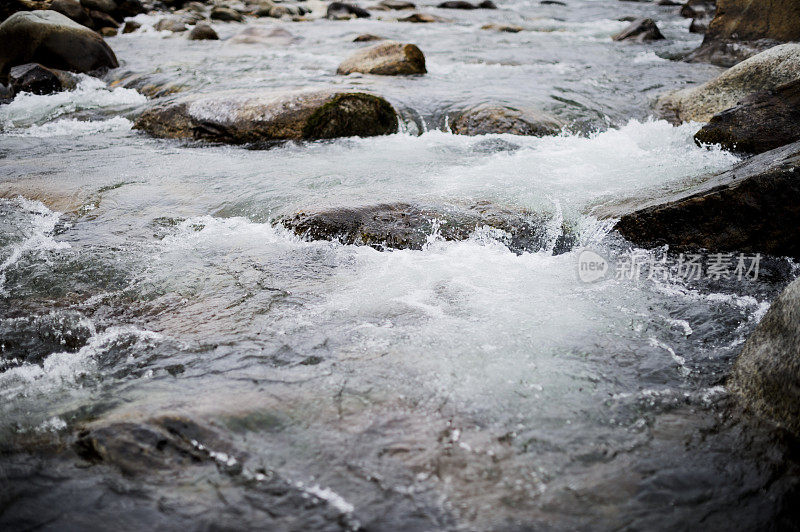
<box><xmin>1</xmin><ymin>1</ymin><xmax>800</xmax><ymax>530</ymax></box>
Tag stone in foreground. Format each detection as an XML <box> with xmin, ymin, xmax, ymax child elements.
<box><xmin>8</xmin><ymin>63</ymin><xmax>63</xmax><ymax>95</ymax></box>
<box><xmin>0</xmin><ymin>10</ymin><xmax>118</xmax><ymax>81</ymax></box>
<box><xmin>729</xmin><ymin>275</ymin><xmax>800</xmax><ymax>437</ymax></box>
<box><xmin>450</xmin><ymin>104</ymin><xmax>563</xmax><ymax>136</ymax></box>
<box><xmin>695</xmin><ymin>79</ymin><xmax>800</xmax><ymax>154</ymax></box>
<box><xmin>134</xmin><ymin>89</ymin><xmax>398</xmax><ymax>143</ymax></box>
<box><xmin>281</xmin><ymin>202</ymin><xmax>575</xmax><ymax>254</ymax></box>
<box><xmin>656</xmin><ymin>43</ymin><xmax>800</xmax><ymax>124</ymax></box>
<box><xmin>611</xmin><ymin>140</ymin><xmax>800</xmax><ymax>258</ymax></box>
<box><xmin>337</xmin><ymin>41</ymin><xmax>426</xmax><ymax>75</ymax></box>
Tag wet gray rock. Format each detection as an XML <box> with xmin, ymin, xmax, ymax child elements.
<box><xmin>656</xmin><ymin>43</ymin><xmax>800</xmax><ymax>124</ymax></box>
<box><xmin>729</xmin><ymin>275</ymin><xmax>800</xmax><ymax>437</ymax></box>
<box><xmin>8</xmin><ymin>62</ymin><xmax>63</xmax><ymax>95</ymax></box>
<box><xmin>687</xmin><ymin>0</ymin><xmax>800</xmax><ymax>67</ymax></box>
<box><xmin>188</xmin><ymin>22</ymin><xmax>218</xmax><ymax>40</ymax></box>
<box><xmin>694</xmin><ymin>79</ymin><xmax>800</xmax><ymax>154</ymax></box>
<box><xmin>337</xmin><ymin>41</ymin><xmax>426</xmax><ymax>75</ymax></box>
<box><xmin>611</xmin><ymin>140</ymin><xmax>800</xmax><ymax>258</ymax></box>
<box><xmin>134</xmin><ymin>89</ymin><xmax>398</xmax><ymax>143</ymax></box>
<box><xmin>450</xmin><ymin>104</ymin><xmax>563</xmax><ymax>136</ymax></box>
<box><xmin>281</xmin><ymin>202</ymin><xmax>576</xmax><ymax>254</ymax></box>
<box><xmin>0</xmin><ymin>11</ymin><xmax>118</xmax><ymax>81</ymax></box>
<box><xmin>210</xmin><ymin>6</ymin><xmax>244</xmax><ymax>22</ymax></box>
<box><xmin>227</xmin><ymin>26</ymin><xmax>298</xmax><ymax>45</ymax></box>
<box><xmin>612</xmin><ymin>18</ymin><xmax>665</xmax><ymax>42</ymax></box>
<box><xmin>326</xmin><ymin>2</ymin><xmax>370</xmax><ymax>19</ymax></box>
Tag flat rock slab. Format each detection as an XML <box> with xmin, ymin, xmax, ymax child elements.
<box><xmin>610</xmin><ymin>140</ymin><xmax>800</xmax><ymax>258</ymax></box>
<box><xmin>280</xmin><ymin>202</ymin><xmax>576</xmax><ymax>254</ymax></box>
<box><xmin>134</xmin><ymin>89</ymin><xmax>398</xmax><ymax>143</ymax></box>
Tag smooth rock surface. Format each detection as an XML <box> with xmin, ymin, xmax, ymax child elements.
<box><xmin>612</xmin><ymin>18</ymin><xmax>665</xmax><ymax>42</ymax></box>
<box><xmin>657</xmin><ymin>43</ymin><xmax>800</xmax><ymax>123</ymax></box>
<box><xmin>134</xmin><ymin>89</ymin><xmax>398</xmax><ymax>143</ymax></box>
<box><xmin>337</xmin><ymin>41</ymin><xmax>426</xmax><ymax>75</ymax></box>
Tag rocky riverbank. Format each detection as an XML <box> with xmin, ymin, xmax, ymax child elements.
<box><xmin>2</xmin><ymin>0</ymin><xmax>800</xmax><ymax>530</ymax></box>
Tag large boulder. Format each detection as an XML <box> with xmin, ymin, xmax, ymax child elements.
<box><xmin>280</xmin><ymin>202</ymin><xmax>575</xmax><ymax>254</ymax></box>
<box><xmin>0</xmin><ymin>10</ymin><xmax>118</xmax><ymax>81</ymax></box>
<box><xmin>450</xmin><ymin>104</ymin><xmax>563</xmax><ymax>136</ymax></box>
<box><xmin>687</xmin><ymin>0</ymin><xmax>800</xmax><ymax>66</ymax></box>
<box><xmin>729</xmin><ymin>275</ymin><xmax>800</xmax><ymax>437</ymax></box>
<box><xmin>337</xmin><ymin>41</ymin><xmax>426</xmax><ymax>75</ymax></box>
<box><xmin>656</xmin><ymin>43</ymin><xmax>800</xmax><ymax>124</ymax></box>
<box><xmin>694</xmin><ymin>79</ymin><xmax>800</xmax><ymax>154</ymax></box>
<box><xmin>49</xmin><ymin>0</ymin><xmax>92</xmax><ymax>27</ymax></box>
<box><xmin>612</xmin><ymin>18</ymin><xmax>665</xmax><ymax>42</ymax></box>
<box><xmin>610</xmin><ymin>140</ymin><xmax>800</xmax><ymax>258</ymax></box>
<box><xmin>134</xmin><ymin>89</ymin><xmax>398</xmax><ymax>143</ymax></box>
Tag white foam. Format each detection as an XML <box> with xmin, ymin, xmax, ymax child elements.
<box><xmin>4</xmin><ymin>117</ymin><xmax>133</xmax><ymax>137</ymax></box>
<box><xmin>0</xmin><ymin>76</ymin><xmax>146</xmax><ymax>131</ymax></box>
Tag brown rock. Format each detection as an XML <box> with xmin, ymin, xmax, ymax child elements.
<box><xmin>337</xmin><ymin>41</ymin><xmax>426</xmax><ymax>75</ymax></box>
<box><xmin>134</xmin><ymin>89</ymin><xmax>398</xmax><ymax>144</ymax></box>
<box><xmin>188</xmin><ymin>23</ymin><xmax>218</xmax><ymax>40</ymax></box>
<box><xmin>353</xmin><ymin>33</ymin><xmax>384</xmax><ymax>42</ymax></box>
<box><xmin>481</xmin><ymin>23</ymin><xmax>524</xmax><ymax>33</ymax></box>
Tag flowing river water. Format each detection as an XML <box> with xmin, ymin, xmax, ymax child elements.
<box><xmin>1</xmin><ymin>1</ymin><xmax>800</xmax><ymax>530</ymax></box>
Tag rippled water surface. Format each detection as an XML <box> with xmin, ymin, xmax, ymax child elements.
<box><xmin>2</xmin><ymin>1</ymin><xmax>800</xmax><ymax>530</ymax></box>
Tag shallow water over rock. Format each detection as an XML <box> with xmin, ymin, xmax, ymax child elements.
<box><xmin>1</xmin><ymin>0</ymin><xmax>799</xmax><ymax>530</ymax></box>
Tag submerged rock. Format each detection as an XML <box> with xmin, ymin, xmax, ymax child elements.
<box><xmin>337</xmin><ymin>41</ymin><xmax>426</xmax><ymax>75</ymax></box>
<box><xmin>227</xmin><ymin>26</ymin><xmax>298</xmax><ymax>46</ymax></box>
<box><xmin>612</xmin><ymin>140</ymin><xmax>800</xmax><ymax>258</ymax></box>
<box><xmin>438</xmin><ymin>0</ymin><xmax>496</xmax><ymax>8</ymax></box>
<box><xmin>8</xmin><ymin>63</ymin><xmax>63</xmax><ymax>95</ymax></box>
<box><xmin>188</xmin><ymin>23</ymin><xmax>219</xmax><ymax>40</ymax></box>
<box><xmin>687</xmin><ymin>0</ymin><xmax>800</xmax><ymax>67</ymax></box>
<box><xmin>695</xmin><ymin>79</ymin><xmax>800</xmax><ymax>154</ymax></box>
<box><xmin>0</xmin><ymin>10</ymin><xmax>118</xmax><ymax>81</ymax></box>
<box><xmin>281</xmin><ymin>202</ymin><xmax>576</xmax><ymax>254</ymax></box>
<box><xmin>379</xmin><ymin>0</ymin><xmax>415</xmax><ymax>9</ymax></box>
<box><xmin>612</xmin><ymin>18</ymin><xmax>665</xmax><ymax>42</ymax></box>
<box><xmin>326</xmin><ymin>2</ymin><xmax>370</xmax><ymax>19</ymax></box>
<box><xmin>450</xmin><ymin>104</ymin><xmax>563</xmax><ymax>136</ymax></box>
<box><xmin>134</xmin><ymin>89</ymin><xmax>398</xmax><ymax>143</ymax></box>
<box><xmin>729</xmin><ymin>275</ymin><xmax>800</xmax><ymax>437</ymax></box>
<box><xmin>656</xmin><ymin>43</ymin><xmax>800</xmax><ymax>124</ymax></box>
<box><xmin>481</xmin><ymin>23</ymin><xmax>524</xmax><ymax>33</ymax></box>
<box><xmin>122</xmin><ymin>19</ymin><xmax>140</xmax><ymax>33</ymax></box>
